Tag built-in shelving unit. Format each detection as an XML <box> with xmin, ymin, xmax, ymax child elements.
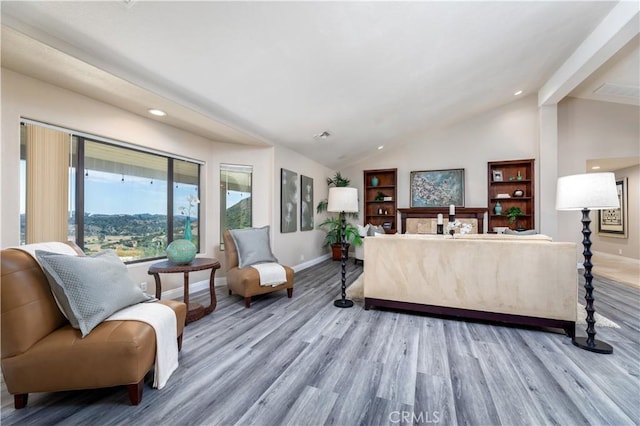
<box><xmin>487</xmin><ymin>159</ymin><xmax>535</xmax><ymax>232</ymax></box>
<box><xmin>363</xmin><ymin>168</ymin><xmax>397</xmax><ymax>233</ymax></box>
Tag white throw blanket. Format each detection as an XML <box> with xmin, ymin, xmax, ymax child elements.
<box><xmin>106</xmin><ymin>303</ymin><xmax>179</xmax><ymax>389</ymax></box>
<box><xmin>251</xmin><ymin>262</ymin><xmax>287</xmax><ymax>287</ymax></box>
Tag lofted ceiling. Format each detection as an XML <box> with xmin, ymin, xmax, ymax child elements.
<box><xmin>1</xmin><ymin>1</ymin><xmax>637</xmax><ymax>169</ymax></box>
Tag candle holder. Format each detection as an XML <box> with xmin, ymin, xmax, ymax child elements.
<box><xmin>448</xmin><ymin>215</ymin><xmax>456</xmax><ymax>237</ymax></box>
<box><xmin>437</xmin><ymin>224</ymin><xmax>444</xmax><ymax>234</ymax></box>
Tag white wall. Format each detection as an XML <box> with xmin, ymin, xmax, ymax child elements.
<box><xmin>273</xmin><ymin>144</ymin><xmax>335</xmax><ymax>267</ymax></box>
<box><xmin>0</xmin><ymin>69</ymin><xmax>279</xmax><ymax>291</ymax></box>
<box><xmin>341</xmin><ymin>95</ymin><xmax>541</xmax><ymax>231</ymax></box>
<box><xmin>557</xmin><ymin>97</ymin><xmax>640</xmax><ymax>260</ymax></box>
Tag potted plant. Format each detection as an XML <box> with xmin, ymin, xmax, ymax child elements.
<box><xmin>316</xmin><ymin>171</ymin><xmax>351</xmax><ymax>213</ymax></box>
<box><xmin>317</xmin><ymin>216</ymin><xmax>363</xmax><ymax>260</ymax></box>
<box><xmin>505</xmin><ymin>206</ymin><xmax>525</xmax><ymax>231</ymax></box>
<box><xmin>316</xmin><ymin>172</ymin><xmax>362</xmax><ymax>260</ymax></box>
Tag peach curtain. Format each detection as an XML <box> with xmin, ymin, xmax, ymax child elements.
<box><xmin>25</xmin><ymin>124</ymin><xmax>70</xmax><ymax>243</ymax></box>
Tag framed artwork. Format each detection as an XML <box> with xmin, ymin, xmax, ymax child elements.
<box><xmin>300</xmin><ymin>175</ymin><xmax>314</xmax><ymax>231</ymax></box>
<box><xmin>280</xmin><ymin>168</ymin><xmax>298</xmax><ymax>233</ymax></box>
<box><xmin>492</xmin><ymin>169</ymin><xmax>503</xmax><ymax>182</ymax></box>
<box><xmin>598</xmin><ymin>177</ymin><xmax>627</xmax><ymax>238</ymax></box>
<box><xmin>410</xmin><ymin>169</ymin><xmax>465</xmax><ymax>208</ymax></box>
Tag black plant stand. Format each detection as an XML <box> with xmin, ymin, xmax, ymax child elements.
<box><xmin>573</xmin><ymin>208</ymin><xmax>613</xmax><ymax>354</ymax></box>
<box><xmin>334</xmin><ymin>212</ymin><xmax>354</xmax><ymax>308</ymax></box>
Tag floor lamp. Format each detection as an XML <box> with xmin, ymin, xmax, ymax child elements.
<box><xmin>556</xmin><ymin>172</ymin><xmax>619</xmax><ymax>354</ymax></box>
<box><xmin>327</xmin><ymin>187</ymin><xmax>359</xmax><ymax>308</ymax></box>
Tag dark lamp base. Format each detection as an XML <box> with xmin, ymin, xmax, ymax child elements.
<box><xmin>572</xmin><ymin>337</ymin><xmax>613</xmax><ymax>354</ymax></box>
<box><xmin>334</xmin><ymin>299</ymin><xmax>354</xmax><ymax>308</ymax></box>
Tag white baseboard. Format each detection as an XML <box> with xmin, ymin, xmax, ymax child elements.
<box><xmin>158</xmin><ymin>277</ymin><xmax>227</xmax><ymax>300</ymax></box>
<box><xmin>157</xmin><ymin>254</ymin><xmax>329</xmax><ymax>299</ymax></box>
<box><xmin>292</xmin><ymin>253</ymin><xmax>331</xmax><ymax>272</ymax></box>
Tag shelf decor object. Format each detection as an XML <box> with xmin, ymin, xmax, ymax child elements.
<box><xmin>327</xmin><ymin>187</ymin><xmax>359</xmax><ymax>309</ymax></box>
<box><xmin>556</xmin><ymin>172</ymin><xmax>619</xmax><ymax>354</ymax></box>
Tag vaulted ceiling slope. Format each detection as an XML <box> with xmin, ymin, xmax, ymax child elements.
<box><xmin>1</xmin><ymin>1</ymin><xmax>635</xmax><ymax>168</ymax></box>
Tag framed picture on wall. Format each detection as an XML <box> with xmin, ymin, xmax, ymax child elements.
<box><xmin>280</xmin><ymin>168</ymin><xmax>298</xmax><ymax>233</ymax></box>
<box><xmin>410</xmin><ymin>168</ymin><xmax>465</xmax><ymax>208</ymax></box>
<box><xmin>300</xmin><ymin>175</ymin><xmax>314</xmax><ymax>231</ymax></box>
<box><xmin>598</xmin><ymin>177</ymin><xmax>628</xmax><ymax>238</ymax></box>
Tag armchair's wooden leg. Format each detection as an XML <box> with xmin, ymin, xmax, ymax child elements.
<box><xmin>287</xmin><ymin>288</ymin><xmax>293</xmax><ymax>298</ymax></box>
<box><xmin>127</xmin><ymin>380</ymin><xmax>143</xmax><ymax>405</ymax></box>
<box><xmin>244</xmin><ymin>297</ymin><xmax>251</xmax><ymax>308</ymax></box>
<box><xmin>177</xmin><ymin>333</ymin><xmax>183</xmax><ymax>351</ymax></box>
<box><xmin>14</xmin><ymin>394</ymin><xmax>28</xmax><ymax>409</ymax></box>
<box><xmin>228</xmin><ymin>289</ymin><xmax>232</xmax><ymax>295</ymax></box>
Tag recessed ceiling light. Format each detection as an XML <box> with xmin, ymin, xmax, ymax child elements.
<box><xmin>591</xmin><ymin>166</ymin><xmax>601</xmax><ymax>170</ymax></box>
<box><xmin>377</xmin><ymin>145</ymin><xmax>384</xmax><ymax>150</ymax></box>
<box><xmin>514</xmin><ymin>90</ymin><xmax>523</xmax><ymax>96</ymax></box>
<box><xmin>148</xmin><ymin>109</ymin><xmax>167</xmax><ymax>117</ymax></box>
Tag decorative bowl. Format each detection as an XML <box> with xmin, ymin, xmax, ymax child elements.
<box><xmin>166</xmin><ymin>239</ymin><xmax>196</xmax><ymax>264</ymax></box>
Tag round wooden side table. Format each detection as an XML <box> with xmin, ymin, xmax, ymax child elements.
<box><xmin>148</xmin><ymin>257</ymin><xmax>220</xmax><ymax>324</ymax></box>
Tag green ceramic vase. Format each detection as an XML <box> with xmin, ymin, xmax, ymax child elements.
<box><xmin>166</xmin><ymin>239</ymin><xmax>196</xmax><ymax>264</ymax></box>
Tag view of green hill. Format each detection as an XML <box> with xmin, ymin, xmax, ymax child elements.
<box><xmin>226</xmin><ymin>197</ymin><xmax>252</xmax><ymax>230</ymax></box>
<box><xmin>21</xmin><ymin>213</ymin><xmax>199</xmax><ymax>262</ymax></box>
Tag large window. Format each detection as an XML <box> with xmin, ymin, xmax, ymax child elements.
<box><xmin>220</xmin><ymin>164</ymin><xmax>252</xmax><ymax>247</ymax></box>
<box><xmin>20</xmin><ymin>121</ymin><xmax>201</xmax><ymax>263</ymax></box>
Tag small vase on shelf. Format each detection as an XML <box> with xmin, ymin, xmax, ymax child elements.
<box><xmin>494</xmin><ymin>202</ymin><xmax>502</xmax><ymax>215</ymax></box>
<box><xmin>371</xmin><ymin>176</ymin><xmax>379</xmax><ymax>187</ymax></box>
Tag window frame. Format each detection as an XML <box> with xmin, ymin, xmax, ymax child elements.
<box><xmin>220</xmin><ymin>163</ymin><xmax>253</xmax><ymax>250</ymax></box>
<box><xmin>21</xmin><ymin>119</ymin><xmax>203</xmax><ymax>264</ymax></box>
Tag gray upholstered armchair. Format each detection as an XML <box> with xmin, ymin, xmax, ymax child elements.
<box><xmin>223</xmin><ymin>229</ymin><xmax>294</xmax><ymax>308</ymax></box>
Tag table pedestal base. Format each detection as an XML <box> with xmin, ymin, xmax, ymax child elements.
<box><xmin>148</xmin><ymin>258</ymin><xmax>220</xmax><ymax>325</ymax></box>
<box><xmin>186</xmin><ymin>303</ymin><xmax>205</xmax><ymax>324</ymax></box>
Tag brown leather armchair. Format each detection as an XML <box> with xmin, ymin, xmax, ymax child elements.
<box><xmin>223</xmin><ymin>230</ymin><xmax>294</xmax><ymax>308</ymax></box>
<box><xmin>1</xmin><ymin>245</ymin><xmax>187</xmax><ymax>408</ymax></box>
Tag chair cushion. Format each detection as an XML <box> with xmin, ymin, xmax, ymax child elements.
<box><xmin>229</xmin><ymin>226</ymin><xmax>278</xmax><ymax>268</ymax></box>
<box><xmin>357</xmin><ymin>224</ymin><xmax>370</xmax><ymax>237</ymax></box>
<box><xmin>36</xmin><ymin>249</ymin><xmax>151</xmax><ymax>337</ymax></box>
<box><xmin>367</xmin><ymin>224</ymin><xmax>385</xmax><ymax>236</ymax></box>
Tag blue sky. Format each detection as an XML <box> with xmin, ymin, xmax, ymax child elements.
<box><xmin>20</xmin><ymin>165</ymin><xmax>248</xmax><ymax>215</ymax></box>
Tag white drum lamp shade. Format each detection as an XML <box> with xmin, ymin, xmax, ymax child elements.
<box><xmin>556</xmin><ymin>172</ymin><xmax>619</xmax><ymax>211</ymax></box>
<box><xmin>327</xmin><ymin>187</ymin><xmax>359</xmax><ymax>213</ymax></box>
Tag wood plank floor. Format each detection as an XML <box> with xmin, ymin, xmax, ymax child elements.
<box><xmin>2</xmin><ymin>260</ymin><xmax>639</xmax><ymax>425</ymax></box>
